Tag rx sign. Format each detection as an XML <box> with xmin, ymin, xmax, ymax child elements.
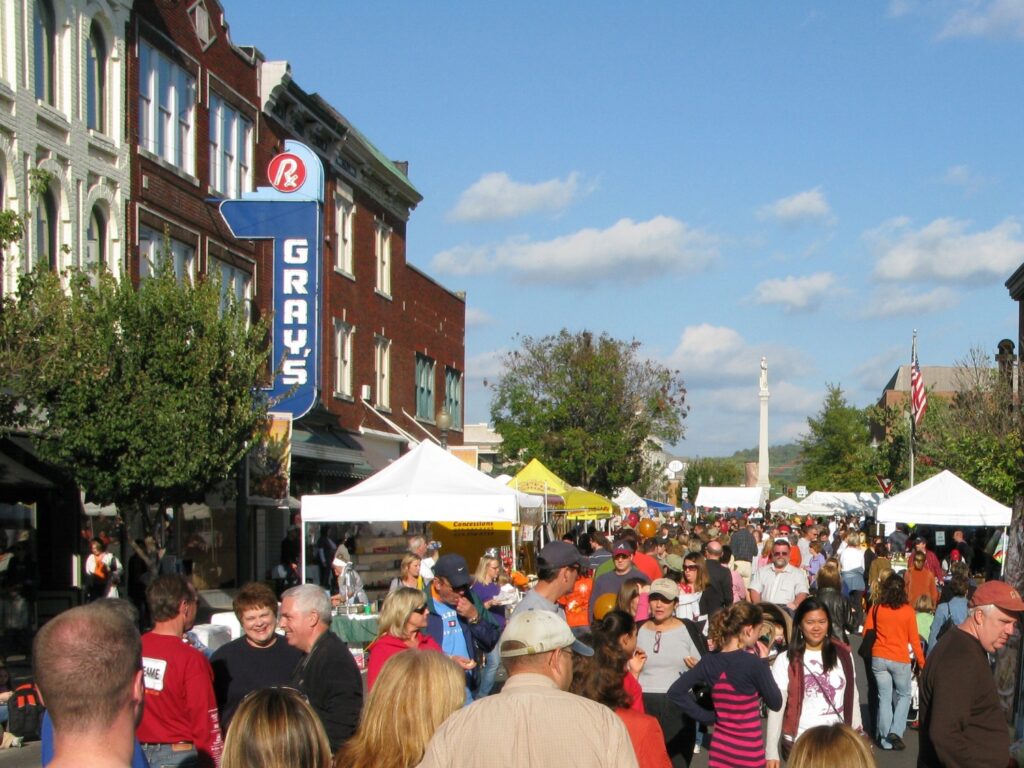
<box><xmin>218</xmin><ymin>141</ymin><xmax>325</xmax><ymax>419</ymax></box>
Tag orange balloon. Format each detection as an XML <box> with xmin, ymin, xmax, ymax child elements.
<box><xmin>592</xmin><ymin>592</ymin><xmax>618</xmax><ymax>621</ymax></box>
<box><xmin>638</xmin><ymin>518</ymin><xmax>657</xmax><ymax>539</ymax></box>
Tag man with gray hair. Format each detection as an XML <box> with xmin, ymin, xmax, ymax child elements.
<box><xmin>35</xmin><ymin>601</ymin><xmax>145</xmax><ymax>768</ymax></box>
<box><xmin>279</xmin><ymin>583</ymin><xmax>362</xmax><ymax>751</ymax></box>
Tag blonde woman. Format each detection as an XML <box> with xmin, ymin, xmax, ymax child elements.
<box><xmin>366</xmin><ymin>587</ymin><xmax>441</xmax><ymax>689</ymax></box>
<box><xmin>470</xmin><ymin>553</ymin><xmax>507</xmax><ymax>697</ymax></box>
<box><xmin>335</xmin><ymin>650</ymin><xmax>465</xmax><ymax>768</ymax></box>
<box><xmin>222</xmin><ymin>687</ymin><xmax>332</xmax><ymax>768</ymax></box>
<box><xmin>389</xmin><ymin>553</ymin><xmax>422</xmax><ymax>593</ymax></box>
<box><xmin>787</xmin><ymin>723</ymin><xmax>875</xmax><ymax>768</ymax></box>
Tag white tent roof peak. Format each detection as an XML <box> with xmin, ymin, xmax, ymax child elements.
<box><xmin>876</xmin><ymin>470</ymin><xmax>1011</xmax><ymax>527</ymax></box>
<box><xmin>613</xmin><ymin>487</ymin><xmax>646</xmax><ymax>509</ymax></box>
<box><xmin>694</xmin><ymin>486</ymin><xmax>766</xmax><ymax>510</ymax></box>
<box><xmin>301</xmin><ymin>439</ymin><xmax>518</xmax><ymax>523</ymax></box>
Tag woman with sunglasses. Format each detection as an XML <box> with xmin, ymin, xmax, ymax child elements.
<box><xmin>677</xmin><ymin>553</ymin><xmax>707</xmax><ymax>631</ymax></box>
<box><xmin>636</xmin><ymin>578</ymin><xmax>707</xmax><ymax>767</ymax></box>
<box><xmin>470</xmin><ymin>553</ymin><xmax>506</xmax><ymax>697</ymax></box>
<box><xmin>365</xmin><ymin>587</ymin><xmax>441</xmax><ymax>689</ymax></box>
<box><xmin>764</xmin><ymin>598</ymin><xmax>862</xmax><ymax>768</ymax></box>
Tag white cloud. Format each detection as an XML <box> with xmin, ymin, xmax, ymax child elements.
<box><xmin>665</xmin><ymin>324</ymin><xmax>809</xmax><ymax>387</ymax></box>
<box><xmin>939</xmin><ymin>0</ymin><xmax>1024</xmax><ymax>39</ymax></box>
<box><xmin>432</xmin><ymin>216</ymin><xmax>718</xmax><ymax>286</ymax></box>
<box><xmin>869</xmin><ymin>216</ymin><xmax>1024</xmax><ymax>283</ymax></box>
<box><xmin>464</xmin><ymin>307</ymin><xmax>493</xmax><ymax>328</ymax></box>
<box><xmin>886</xmin><ymin>0</ymin><xmax>918</xmax><ymax>18</ymax></box>
<box><xmin>943</xmin><ymin>164</ymin><xmax>987</xmax><ymax>195</ymax></box>
<box><xmin>753</xmin><ymin>272</ymin><xmax>837</xmax><ymax>313</ymax></box>
<box><xmin>861</xmin><ymin>286</ymin><xmax>959</xmax><ymax>318</ymax></box>
<box><xmin>851</xmin><ymin>347</ymin><xmax>905</xmax><ymax>389</ymax></box>
<box><xmin>448</xmin><ymin>172</ymin><xmax>581</xmax><ymax>222</ymax></box>
<box><xmin>757</xmin><ymin>187</ymin><xmax>833</xmax><ymax>225</ymax></box>
<box><xmin>465</xmin><ymin>349</ymin><xmax>506</xmax><ymax>383</ymax></box>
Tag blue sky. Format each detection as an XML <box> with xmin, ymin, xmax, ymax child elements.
<box><xmin>222</xmin><ymin>0</ymin><xmax>1024</xmax><ymax>457</ymax></box>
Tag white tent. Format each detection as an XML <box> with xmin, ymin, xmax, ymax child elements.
<box><xmin>694</xmin><ymin>486</ymin><xmax>766</xmax><ymax>510</ymax></box>
<box><xmin>876</xmin><ymin>470</ymin><xmax>1011</xmax><ymax>527</ymax></box>
<box><xmin>798</xmin><ymin>491</ymin><xmax>883</xmax><ymax>518</ymax></box>
<box><xmin>770</xmin><ymin>496</ymin><xmax>801</xmax><ymax>513</ymax></box>
<box><xmin>613</xmin><ymin>487</ymin><xmax>647</xmax><ymax>510</ymax></box>
<box><xmin>302</xmin><ymin>440</ymin><xmax>518</xmax><ymax>524</ymax></box>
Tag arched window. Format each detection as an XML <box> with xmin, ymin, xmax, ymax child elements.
<box><xmin>86</xmin><ymin>205</ymin><xmax>106</xmax><ymax>271</ymax></box>
<box><xmin>33</xmin><ymin>0</ymin><xmax>56</xmax><ymax>105</ymax></box>
<box><xmin>35</xmin><ymin>187</ymin><xmax>57</xmax><ymax>269</ymax></box>
<box><xmin>86</xmin><ymin>21</ymin><xmax>107</xmax><ymax>132</ymax></box>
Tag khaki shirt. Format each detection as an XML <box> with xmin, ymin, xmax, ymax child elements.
<box><xmin>416</xmin><ymin>673</ymin><xmax>638</xmax><ymax>768</ymax></box>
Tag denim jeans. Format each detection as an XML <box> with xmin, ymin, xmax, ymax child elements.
<box><xmin>871</xmin><ymin>656</ymin><xmax>913</xmax><ymax>742</ymax></box>
<box><xmin>476</xmin><ymin>644</ymin><xmax>502</xmax><ymax>697</ymax></box>
<box><xmin>141</xmin><ymin>743</ymin><xmax>200</xmax><ymax>768</ymax></box>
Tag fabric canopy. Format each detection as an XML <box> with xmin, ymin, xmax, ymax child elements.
<box><xmin>770</xmin><ymin>496</ymin><xmax>801</xmax><ymax>512</ymax></box>
<box><xmin>643</xmin><ymin>498</ymin><xmax>675</xmax><ymax>513</ymax></box>
<box><xmin>613</xmin><ymin>487</ymin><xmax>646</xmax><ymax>510</ymax></box>
<box><xmin>510</xmin><ymin>459</ymin><xmax>616</xmax><ymax>519</ymax></box>
<box><xmin>301</xmin><ymin>440</ymin><xmax>518</xmax><ymax>523</ymax></box>
<box><xmin>694</xmin><ymin>486</ymin><xmax>766</xmax><ymax>510</ymax></box>
<box><xmin>876</xmin><ymin>470</ymin><xmax>1011</xmax><ymax>528</ymax></box>
<box><xmin>797</xmin><ymin>491</ymin><xmax>882</xmax><ymax>518</ymax></box>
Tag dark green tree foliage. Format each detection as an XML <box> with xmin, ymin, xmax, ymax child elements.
<box><xmin>682</xmin><ymin>457</ymin><xmax>744</xmax><ymax>499</ymax></box>
<box><xmin>0</xmin><ymin>259</ymin><xmax>269</xmax><ymax>510</ymax></box>
<box><xmin>490</xmin><ymin>329</ymin><xmax>687</xmax><ymax>495</ymax></box>
<box><xmin>799</xmin><ymin>384</ymin><xmax>876</xmax><ymax>491</ymax></box>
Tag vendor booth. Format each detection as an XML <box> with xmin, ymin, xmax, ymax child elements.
<box><xmin>694</xmin><ymin>486</ymin><xmax>766</xmax><ymax>512</ymax></box>
<box><xmin>798</xmin><ymin>491</ymin><xmax>883</xmax><ymax>519</ymax></box>
<box><xmin>876</xmin><ymin>470</ymin><xmax>1012</xmax><ymax>529</ymax></box>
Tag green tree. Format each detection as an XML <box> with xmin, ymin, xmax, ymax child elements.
<box><xmin>0</xmin><ymin>257</ymin><xmax>270</xmax><ymax>523</ymax></box>
<box><xmin>490</xmin><ymin>329</ymin><xmax>687</xmax><ymax>495</ymax></box>
<box><xmin>682</xmin><ymin>457</ymin><xmax>744</xmax><ymax>500</ymax></box>
<box><xmin>799</xmin><ymin>384</ymin><xmax>876</xmax><ymax>491</ymax></box>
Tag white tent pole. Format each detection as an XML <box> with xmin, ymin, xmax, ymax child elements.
<box><xmin>1002</xmin><ymin>526</ymin><xmax>1008</xmax><ymax>578</ymax></box>
<box><xmin>300</xmin><ymin>518</ymin><xmax>307</xmax><ymax>585</ymax></box>
<box><xmin>511</xmin><ymin>524</ymin><xmax>517</xmax><ymax>572</ymax></box>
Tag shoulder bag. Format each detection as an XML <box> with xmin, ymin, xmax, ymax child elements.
<box><xmin>857</xmin><ymin>605</ymin><xmax>880</xmax><ymax>661</ymax></box>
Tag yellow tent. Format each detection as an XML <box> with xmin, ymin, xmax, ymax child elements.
<box><xmin>510</xmin><ymin>459</ymin><xmax>616</xmax><ymax>519</ymax></box>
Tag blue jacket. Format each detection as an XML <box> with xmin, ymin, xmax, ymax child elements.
<box><xmin>423</xmin><ymin>585</ymin><xmax>500</xmax><ymax>690</ymax></box>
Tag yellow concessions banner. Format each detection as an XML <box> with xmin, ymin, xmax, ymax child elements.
<box><xmin>433</xmin><ymin>521</ymin><xmax>513</xmax><ymax>568</ymax></box>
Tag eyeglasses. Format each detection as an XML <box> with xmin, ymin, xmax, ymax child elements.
<box><xmin>613</xmin><ymin>554</ymin><xmax>631</xmax><ymax>560</ymax></box>
<box><xmin>684</xmin><ymin>565</ymin><xmax>698</xmax><ymax>571</ymax></box>
<box><xmin>653</xmin><ymin>630</ymin><xmax>662</xmax><ymax>654</ymax></box>
<box><xmin>413</xmin><ymin>604</ymin><xmax>429</xmax><ymax>614</ymax></box>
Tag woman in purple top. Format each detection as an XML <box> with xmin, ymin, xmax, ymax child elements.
<box><xmin>470</xmin><ymin>552</ymin><xmax>507</xmax><ymax>697</ymax></box>
<box><xmin>669</xmin><ymin>602</ymin><xmax>783</xmax><ymax>768</ymax></box>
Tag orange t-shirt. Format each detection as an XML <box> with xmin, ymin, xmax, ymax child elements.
<box><xmin>864</xmin><ymin>603</ymin><xmax>925</xmax><ymax>666</ymax></box>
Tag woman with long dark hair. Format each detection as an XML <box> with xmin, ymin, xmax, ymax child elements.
<box><xmin>765</xmin><ymin>598</ymin><xmax>862</xmax><ymax>767</ymax></box>
<box><xmin>864</xmin><ymin>572</ymin><xmax>925</xmax><ymax>752</ymax></box>
<box><xmin>668</xmin><ymin>602</ymin><xmax>782</xmax><ymax>767</ymax></box>
<box><xmin>591</xmin><ymin>609</ymin><xmax>646</xmax><ymax>712</ymax></box>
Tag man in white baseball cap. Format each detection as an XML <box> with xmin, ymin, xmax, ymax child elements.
<box><xmin>416</xmin><ymin>611</ymin><xmax>638</xmax><ymax>768</ymax></box>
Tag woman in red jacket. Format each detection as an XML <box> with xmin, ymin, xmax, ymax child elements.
<box><xmin>864</xmin><ymin>572</ymin><xmax>925</xmax><ymax>752</ymax></box>
<box><xmin>366</xmin><ymin>587</ymin><xmax>441</xmax><ymax>689</ymax></box>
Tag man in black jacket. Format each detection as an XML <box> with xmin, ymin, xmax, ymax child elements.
<box><xmin>702</xmin><ymin>540</ymin><xmax>735</xmax><ymax>617</ymax></box>
<box><xmin>424</xmin><ymin>554</ymin><xmax>500</xmax><ymax>696</ymax></box>
<box><xmin>279</xmin><ymin>584</ymin><xmax>362</xmax><ymax>751</ymax></box>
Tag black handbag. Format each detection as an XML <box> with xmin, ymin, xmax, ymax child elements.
<box><xmin>857</xmin><ymin>606</ymin><xmax>880</xmax><ymax>661</ymax></box>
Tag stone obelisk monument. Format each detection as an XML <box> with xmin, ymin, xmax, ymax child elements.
<box><xmin>757</xmin><ymin>356</ymin><xmax>770</xmax><ymax>493</ymax></box>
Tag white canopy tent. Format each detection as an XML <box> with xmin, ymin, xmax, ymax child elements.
<box><xmin>694</xmin><ymin>486</ymin><xmax>766</xmax><ymax>510</ymax></box>
<box><xmin>770</xmin><ymin>496</ymin><xmax>801</xmax><ymax>513</ymax></box>
<box><xmin>797</xmin><ymin>491</ymin><xmax>883</xmax><ymax>518</ymax></box>
<box><xmin>613</xmin><ymin>487</ymin><xmax>646</xmax><ymax>510</ymax></box>
<box><xmin>876</xmin><ymin>470</ymin><xmax>1011</xmax><ymax>528</ymax></box>
<box><xmin>300</xmin><ymin>441</ymin><xmax>520</xmax><ymax>580</ymax></box>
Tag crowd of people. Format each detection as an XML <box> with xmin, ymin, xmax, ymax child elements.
<box><xmin>26</xmin><ymin>514</ymin><xmax>1024</xmax><ymax>768</ymax></box>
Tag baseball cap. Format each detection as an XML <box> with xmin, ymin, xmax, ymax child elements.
<box><xmin>612</xmin><ymin>539</ymin><xmax>636</xmax><ymax>555</ymax></box>
<box><xmin>649</xmin><ymin>578</ymin><xmax>680</xmax><ymax>601</ymax></box>
<box><xmin>433</xmin><ymin>554</ymin><xmax>471</xmax><ymax>589</ymax></box>
<box><xmin>538</xmin><ymin>541</ymin><xmax>587</xmax><ymax>570</ymax></box>
<box><xmin>655</xmin><ymin>536</ymin><xmax>670</xmax><ymax>546</ymax></box>
<box><xmin>970</xmin><ymin>580</ymin><xmax>1024</xmax><ymax>612</ymax></box>
<box><xmin>664</xmin><ymin>554</ymin><xmax>685</xmax><ymax>573</ymax></box>
<box><xmin>499</xmin><ymin>610</ymin><xmax>593</xmax><ymax>658</ymax></box>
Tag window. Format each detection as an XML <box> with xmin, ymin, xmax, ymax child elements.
<box><xmin>86</xmin><ymin>21</ymin><xmax>107</xmax><ymax>132</ymax></box>
<box><xmin>209</xmin><ymin>94</ymin><xmax>252</xmax><ymax>197</ymax></box>
<box><xmin>139</xmin><ymin>225</ymin><xmax>194</xmax><ymax>282</ymax></box>
<box><xmin>188</xmin><ymin>1</ymin><xmax>215</xmax><ymax>49</ymax></box>
<box><xmin>85</xmin><ymin>205</ymin><xmax>107</xmax><ymax>272</ymax></box>
<box><xmin>34</xmin><ymin>0</ymin><xmax>56</xmax><ymax>105</ymax></box>
<box><xmin>138</xmin><ymin>40</ymin><xmax>196</xmax><ymax>174</ymax></box>
<box><xmin>210</xmin><ymin>256</ymin><xmax>252</xmax><ymax>319</ymax></box>
<box><xmin>334</xmin><ymin>194</ymin><xmax>353</xmax><ymax>275</ymax></box>
<box><xmin>415</xmin><ymin>354</ymin><xmax>435</xmax><ymax>419</ymax></box>
<box><xmin>34</xmin><ymin>187</ymin><xmax>57</xmax><ymax>269</ymax></box>
<box><xmin>375</xmin><ymin>218</ymin><xmax>391</xmax><ymax>295</ymax></box>
<box><xmin>445</xmin><ymin>368</ymin><xmax>463</xmax><ymax>429</ymax></box>
<box><xmin>374</xmin><ymin>336</ymin><xmax>391</xmax><ymax>408</ymax></box>
<box><xmin>333</xmin><ymin>320</ymin><xmax>354</xmax><ymax>398</ymax></box>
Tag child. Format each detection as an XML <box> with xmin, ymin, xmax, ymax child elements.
<box><xmin>914</xmin><ymin>594</ymin><xmax>935</xmax><ymax>651</ymax></box>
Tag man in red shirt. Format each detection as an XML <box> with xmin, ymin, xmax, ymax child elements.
<box><xmin>137</xmin><ymin>575</ymin><xmax>222</xmax><ymax>768</ymax></box>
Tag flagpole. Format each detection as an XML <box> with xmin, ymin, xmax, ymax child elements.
<box><xmin>909</xmin><ymin>330</ymin><xmax>917</xmax><ymax>488</ymax></box>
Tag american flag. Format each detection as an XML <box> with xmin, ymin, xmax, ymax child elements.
<box><xmin>911</xmin><ymin>354</ymin><xmax>927</xmax><ymax>427</ymax></box>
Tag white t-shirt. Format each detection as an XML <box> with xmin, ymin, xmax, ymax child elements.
<box><xmin>838</xmin><ymin>546</ymin><xmax>865</xmax><ymax>572</ymax></box>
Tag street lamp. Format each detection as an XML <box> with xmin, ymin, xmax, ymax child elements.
<box><xmin>435</xmin><ymin>408</ymin><xmax>452</xmax><ymax>449</ymax></box>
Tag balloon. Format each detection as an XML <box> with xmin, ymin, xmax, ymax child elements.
<box><xmin>638</xmin><ymin>518</ymin><xmax>657</xmax><ymax>539</ymax></box>
<box><xmin>626</xmin><ymin>512</ymin><xmax>640</xmax><ymax>528</ymax></box>
<box><xmin>592</xmin><ymin>592</ymin><xmax>618</xmax><ymax>621</ymax></box>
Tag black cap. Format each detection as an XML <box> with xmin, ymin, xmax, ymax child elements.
<box><xmin>433</xmin><ymin>553</ymin><xmax>471</xmax><ymax>589</ymax></box>
<box><xmin>538</xmin><ymin>541</ymin><xmax>586</xmax><ymax>570</ymax></box>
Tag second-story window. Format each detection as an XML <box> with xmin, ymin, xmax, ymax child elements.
<box><xmin>375</xmin><ymin>218</ymin><xmax>391</xmax><ymax>295</ymax></box>
<box><xmin>333</xmin><ymin>320</ymin><xmax>354</xmax><ymax>398</ymax></box>
<box><xmin>415</xmin><ymin>353</ymin><xmax>435</xmax><ymax>420</ymax></box>
<box><xmin>34</xmin><ymin>0</ymin><xmax>56</xmax><ymax>106</ymax></box>
<box><xmin>210</xmin><ymin>256</ymin><xmax>252</xmax><ymax>320</ymax></box>
<box><xmin>445</xmin><ymin>367</ymin><xmax>463</xmax><ymax>429</ymax></box>
<box><xmin>209</xmin><ymin>93</ymin><xmax>252</xmax><ymax>197</ymax></box>
<box><xmin>139</xmin><ymin>225</ymin><xmax>194</xmax><ymax>282</ymax></box>
<box><xmin>86</xmin><ymin>21</ymin><xmax>107</xmax><ymax>132</ymax></box>
<box><xmin>34</xmin><ymin>186</ymin><xmax>57</xmax><ymax>270</ymax></box>
<box><xmin>374</xmin><ymin>336</ymin><xmax>391</xmax><ymax>409</ymax></box>
<box><xmin>138</xmin><ymin>40</ymin><xmax>196</xmax><ymax>175</ymax></box>
<box><xmin>85</xmin><ymin>205</ymin><xmax>107</xmax><ymax>273</ymax></box>
<box><xmin>334</xmin><ymin>193</ymin><xmax>353</xmax><ymax>275</ymax></box>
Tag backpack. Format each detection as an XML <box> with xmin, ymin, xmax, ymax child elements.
<box><xmin>8</xmin><ymin>682</ymin><xmax>44</xmax><ymax>741</ymax></box>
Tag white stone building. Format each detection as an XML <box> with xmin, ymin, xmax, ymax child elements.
<box><xmin>0</xmin><ymin>0</ymin><xmax>132</xmax><ymax>294</ymax></box>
